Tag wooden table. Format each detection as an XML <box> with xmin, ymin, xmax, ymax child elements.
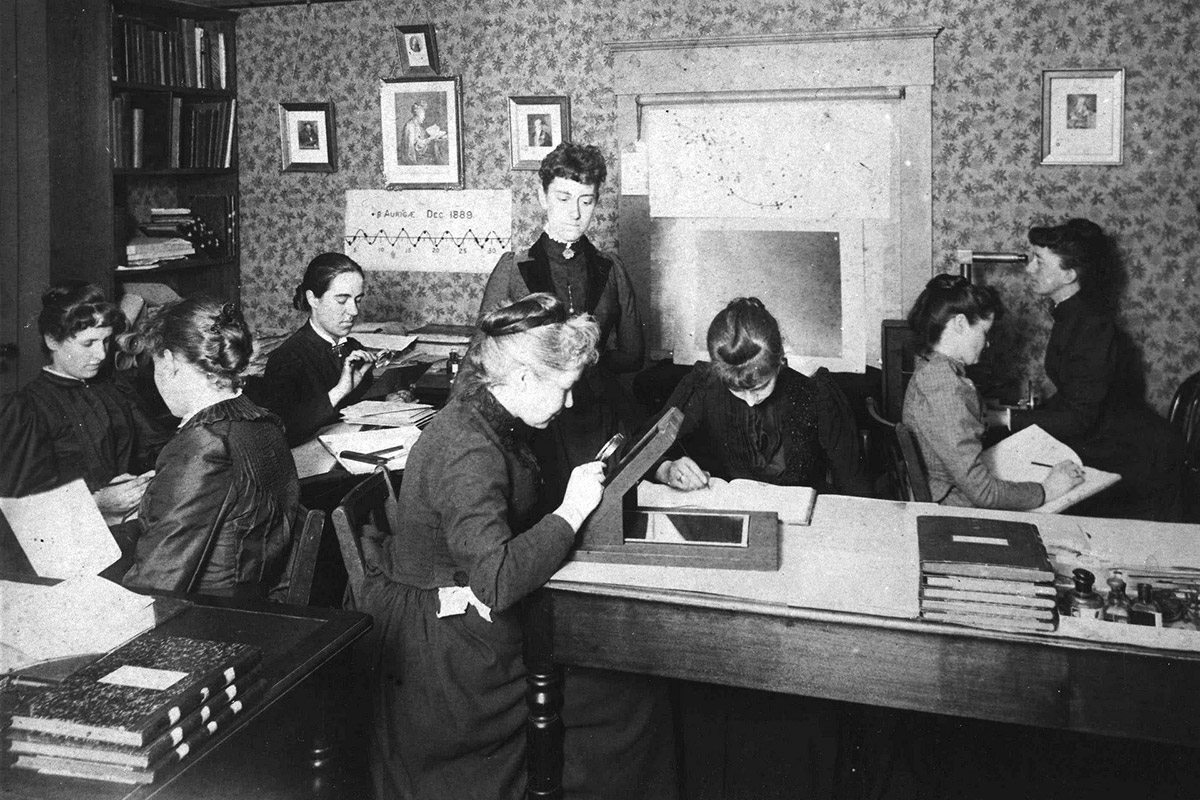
<box><xmin>2</xmin><ymin>594</ymin><xmax>371</xmax><ymax>800</ymax></box>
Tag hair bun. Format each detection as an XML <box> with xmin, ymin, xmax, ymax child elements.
<box><xmin>927</xmin><ymin>273</ymin><xmax>969</xmax><ymax>291</ymax></box>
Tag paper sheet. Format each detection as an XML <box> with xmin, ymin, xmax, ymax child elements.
<box><xmin>982</xmin><ymin>425</ymin><xmax>1121</xmax><ymax>513</ymax></box>
<box><xmin>636</xmin><ymin>478</ymin><xmax>816</xmax><ymax>525</ymax></box>
<box><xmin>319</xmin><ymin>426</ymin><xmax>424</xmax><ymax>475</ymax></box>
<box><xmin>1</xmin><ymin>576</ymin><xmax>158</xmax><ymax>673</ymax></box>
<box><xmin>0</xmin><ymin>479</ymin><xmax>120</xmax><ymax>579</ymax></box>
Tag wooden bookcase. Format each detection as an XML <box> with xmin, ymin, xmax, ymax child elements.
<box><xmin>109</xmin><ymin>0</ymin><xmax>241</xmax><ymax>306</ymax></box>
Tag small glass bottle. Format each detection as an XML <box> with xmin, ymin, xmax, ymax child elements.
<box><xmin>1102</xmin><ymin>574</ymin><xmax>1132</xmax><ymax>624</ymax></box>
<box><xmin>1183</xmin><ymin>589</ymin><xmax>1200</xmax><ymax>631</ymax></box>
<box><xmin>1065</xmin><ymin>568</ymin><xmax>1104</xmax><ymax>619</ymax></box>
<box><xmin>446</xmin><ymin>350</ymin><xmax>460</xmax><ymax>377</ymax></box>
<box><xmin>1129</xmin><ymin>582</ymin><xmax>1163</xmax><ymax>627</ymax></box>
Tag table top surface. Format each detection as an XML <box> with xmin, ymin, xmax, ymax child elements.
<box><xmin>1</xmin><ymin>594</ymin><xmax>371</xmax><ymax>800</ymax></box>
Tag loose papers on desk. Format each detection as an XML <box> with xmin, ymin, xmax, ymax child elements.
<box><xmin>318</xmin><ymin>425</ymin><xmax>423</xmax><ymax>474</ymax></box>
<box><xmin>636</xmin><ymin>478</ymin><xmax>816</xmax><ymax>525</ymax></box>
<box><xmin>982</xmin><ymin>424</ymin><xmax>1120</xmax><ymax>513</ymax></box>
<box><xmin>0</xmin><ymin>479</ymin><xmax>120</xmax><ymax>579</ymax></box>
<box><xmin>0</xmin><ymin>577</ymin><xmax>160</xmax><ymax>674</ymax></box>
<box><xmin>340</xmin><ymin>399</ymin><xmax>436</xmax><ymax>428</ymax></box>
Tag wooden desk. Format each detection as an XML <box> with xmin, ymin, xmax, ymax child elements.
<box><xmin>2</xmin><ymin>595</ymin><xmax>371</xmax><ymax>800</ymax></box>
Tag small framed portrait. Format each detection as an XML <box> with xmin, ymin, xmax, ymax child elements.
<box><xmin>278</xmin><ymin>102</ymin><xmax>337</xmax><ymax>172</ymax></box>
<box><xmin>1040</xmin><ymin>68</ymin><xmax>1124</xmax><ymax>165</ymax></box>
<box><xmin>508</xmin><ymin>96</ymin><xmax>571</xmax><ymax>170</ymax></box>
<box><xmin>380</xmin><ymin>76</ymin><xmax>464</xmax><ymax>189</ymax></box>
<box><xmin>394</xmin><ymin>24</ymin><xmax>440</xmax><ymax>76</ymax></box>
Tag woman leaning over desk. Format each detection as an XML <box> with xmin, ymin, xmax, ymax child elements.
<box><xmin>0</xmin><ymin>282</ymin><xmax>153</xmax><ymax>523</ymax></box>
<box><xmin>654</xmin><ymin>297</ymin><xmax>868</xmax><ymax>495</ymax></box>
<box><xmin>357</xmin><ymin>293</ymin><xmax>676</xmax><ymax>800</ymax></box>
<box><xmin>902</xmin><ymin>274</ymin><xmax>1083</xmax><ymax>510</ymax></box>
<box><xmin>120</xmin><ymin>296</ymin><xmax>299</xmax><ymax>599</ymax></box>
<box><xmin>478</xmin><ymin>142</ymin><xmax>645</xmax><ymax>503</ymax></box>
<box><xmin>1000</xmin><ymin>218</ymin><xmax>1185</xmax><ymax>520</ymax></box>
<box><xmin>256</xmin><ymin>252</ymin><xmax>378</xmax><ymax>446</ymax></box>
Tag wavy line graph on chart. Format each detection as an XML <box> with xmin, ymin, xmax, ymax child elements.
<box><xmin>344</xmin><ymin>189</ymin><xmax>513</xmax><ymax>272</ymax></box>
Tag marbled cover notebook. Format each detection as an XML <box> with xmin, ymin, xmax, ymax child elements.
<box><xmin>8</xmin><ymin>633</ymin><xmax>261</xmax><ymax>746</ymax></box>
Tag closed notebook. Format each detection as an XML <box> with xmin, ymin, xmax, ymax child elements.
<box><xmin>6</xmin><ymin>677</ymin><xmax>249</xmax><ymax>767</ymax></box>
<box><xmin>921</xmin><ymin>586</ymin><xmax>1057</xmax><ymax>610</ymax></box>
<box><xmin>916</xmin><ymin>516</ymin><xmax>1054</xmax><ymax>583</ymax></box>
<box><xmin>9</xmin><ymin>633</ymin><xmax>261</xmax><ymax>746</ymax></box>
<box><xmin>12</xmin><ymin>679</ymin><xmax>264</xmax><ymax>785</ymax></box>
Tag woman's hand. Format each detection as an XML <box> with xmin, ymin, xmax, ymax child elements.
<box><xmin>1041</xmin><ymin>460</ymin><xmax>1085</xmax><ymax>503</ymax></box>
<box><xmin>94</xmin><ymin>471</ymin><xmax>155</xmax><ymax>524</ymax></box>
<box><xmin>328</xmin><ymin>349</ymin><xmax>377</xmax><ymax>407</ymax></box>
<box><xmin>654</xmin><ymin>457</ymin><xmax>710</xmax><ymax>491</ymax></box>
<box><xmin>555</xmin><ymin>461</ymin><xmax>605</xmax><ymax>531</ymax></box>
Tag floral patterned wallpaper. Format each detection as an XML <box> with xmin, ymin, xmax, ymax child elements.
<box><xmin>236</xmin><ymin>0</ymin><xmax>1198</xmax><ymax>413</ymax></box>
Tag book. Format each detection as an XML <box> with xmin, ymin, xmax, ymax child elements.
<box><xmin>921</xmin><ymin>586</ymin><xmax>1057</xmax><ymax>609</ymax></box>
<box><xmin>920</xmin><ymin>609</ymin><xmax>1056</xmax><ymax>634</ymax></box>
<box><xmin>9</xmin><ymin>633</ymin><xmax>261</xmax><ymax>747</ymax></box>
<box><xmin>6</xmin><ymin>677</ymin><xmax>250</xmax><ymax>767</ymax></box>
<box><xmin>923</xmin><ymin>574</ymin><xmax>1058</xmax><ymax>597</ymax></box>
<box><xmin>916</xmin><ymin>515</ymin><xmax>1054</xmax><ymax>583</ymax></box>
<box><xmin>11</xmin><ymin>679</ymin><xmax>264</xmax><ymax>784</ymax></box>
<box><xmin>920</xmin><ymin>597</ymin><xmax>1056</xmax><ymax>621</ymax></box>
<box><xmin>981</xmin><ymin>424</ymin><xmax>1121</xmax><ymax>514</ymax></box>
<box><xmin>636</xmin><ymin>477</ymin><xmax>816</xmax><ymax>525</ymax></box>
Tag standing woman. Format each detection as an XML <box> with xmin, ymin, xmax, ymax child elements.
<box><xmin>479</xmin><ymin>142</ymin><xmax>644</xmax><ymax>502</ymax></box>
<box><xmin>257</xmin><ymin>253</ymin><xmax>378</xmax><ymax>446</ymax></box>
<box><xmin>121</xmin><ymin>297</ymin><xmax>299</xmax><ymax>598</ymax></box>
<box><xmin>655</xmin><ymin>297</ymin><xmax>868</xmax><ymax>496</ymax></box>
<box><xmin>903</xmin><ymin>275</ymin><xmax>1082</xmax><ymax>509</ymax></box>
<box><xmin>359</xmin><ymin>293</ymin><xmax>675</xmax><ymax>800</ymax></box>
<box><xmin>1003</xmin><ymin>219</ymin><xmax>1185</xmax><ymax>520</ymax></box>
<box><xmin>0</xmin><ymin>282</ymin><xmax>153</xmax><ymax>523</ymax></box>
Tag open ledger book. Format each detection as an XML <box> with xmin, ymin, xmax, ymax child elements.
<box><xmin>636</xmin><ymin>478</ymin><xmax>816</xmax><ymax>525</ymax></box>
<box><xmin>981</xmin><ymin>424</ymin><xmax>1120</xmax><ymax>514</ymax></box>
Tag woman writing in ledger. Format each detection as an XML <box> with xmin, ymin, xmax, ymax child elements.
<box><xmin>121</xmin><ymin>296</ymin><xmax>299</xmax><ymax>598</ymax></box>
<box><xmin>478</xmin><ymin>142</ymin><xmax>644</xmax><ymax>503</ymax></box>
<box><xmin>995</xmin><ymin>218</ymin><xmax>1185</xmax><ymax>520</ymax></box>
<box><xmin>903</xmin><ymin>274</ymin><xmax>1082</xmax><ymax>509</ymax></box>
<box><xmin>258</xmin><ymin>253</ymin><xmax>378</xmax><ymax>446</ymax></box>
<box><xmin>655</xmin><ymin>297</ymin><xmax>868</xmax><ymax>495</ymax></box>
<box><xmin>358</xmin><ymin>293</ymin><xmax>675</xmax><ymax>800</ymax></box>
<box><xmin>0</xmin><ymin>282</ymin><xmax>153</xmax><ymax>523</ymax></box>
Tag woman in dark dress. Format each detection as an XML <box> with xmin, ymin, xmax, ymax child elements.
<box><xmin>1002</xmin><ymin>218</ymin><xmax>1185</xmax><ymax>520</ymax></box>
<box><xmin>0</xmin><ymin>282</ymin><xmax>152</xmax><ymax>523</ymax></box>
<box><xmin>478</xmin><ymin>143</ymin><xmax>644</xmax><ymax>503</ymax></box>
<box><xmin>120</xmin><ymin>297</ymin><xmax>299</xmax><ymax>599</ymax></box>
<box><xmin>257</xmin><ymin>253</ymin><xmax>379</xmax><ymax>446</ymax></box>
<box><xmin>655</xmin><ymin>297</ymin><xmax>868</xmax><ymax>496</ymax></box>
<box><xmin>358</xmin><ymin>293</ymin><xmax>676</xmax><ymax>800</ymax></box>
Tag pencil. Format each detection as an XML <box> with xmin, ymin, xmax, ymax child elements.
<box><xmin>1030</xmin><ymin>461</ymin><xmax>1054</xmax><ymax>468</ymax></box>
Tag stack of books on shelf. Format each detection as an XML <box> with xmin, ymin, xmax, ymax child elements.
<box><xmin>111</xmin><ymin>14</ymin><xmax>230</xmax><ymax>90</ymax></box>
<box><xmin>916</xmin><ymin>516</ymin><xmax>1059</xmax><ymax>633</ymax></box>
<box><xmin>124</xmin><ymin>235</ymin><xmax>194</xmax><ymax>268</ymax></box>
<box><xmin>5</xmin><ymin>633</ymin><xmax>263</xmax><ymax>785</ymax></box>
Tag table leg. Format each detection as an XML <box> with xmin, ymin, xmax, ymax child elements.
<box><xmin>524</xmin><ymin>589</ymin><xmax>563</xmax><ymax>800</ymax></box>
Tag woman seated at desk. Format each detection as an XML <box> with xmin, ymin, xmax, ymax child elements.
<box><xmin>478</xmin><ymin>142</ymin><xmax>645</xmax><ymax>503</ymax></box>
<box><xmin>0</xmin><ymin>282</ymin><xmax>154</xmax><ymax>523</ymax></box>
<box><xmin>121</xmin><ymin>296</ymin><xmax>299</xmax><ymax>599</ymax></box>
<box><xmin>654</xmin><ymin>297</ymin><xmax>868</xmax><ymax>495</ymax></box>
<box><xmin>903</xmin><ymin>274</ymin><xmax>1083</xmax><ymax>509</ymax></box>
<box><xmin>999</xmin><ymin>218</ymin><xmax>1185</xmax><ymax>520</ymax></box>
<box><xmin>256</xmin><ymin>252</ymin><xmax>379</xmax><ymax>446</ymax></box>
<box><xmin>357</xmin><ymin>293</ymin><xmax>676</xmax><ymax>800</ymax></box>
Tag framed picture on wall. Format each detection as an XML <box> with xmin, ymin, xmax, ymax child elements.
<box><xmin>1040</xmin><ymin>68</ymin><xmax>1124</xmax><ymax>165</ymax></box>
<box><xmin>380</xmin><ymin>76</ymin><xmax>464</xmax><ymax>188</ymax></box>
<box><xmin>508</xmin><ymin>96</ymin><xmax>571</xmax><ymax>170</ymax></box>
<box><xmin>278</xmin><ymin>102</ymin><xmax>337</xmax><ymax>172</ymax></box>
<box><xmin>394</xmin><ymin>24</ymin><xmax>440</xmax><ymax>76</ymax></box>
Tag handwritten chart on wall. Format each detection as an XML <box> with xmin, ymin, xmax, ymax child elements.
<box><xmin>645</xmin><ymin>100</ymin><xmax>893</xmax><ymax>220</ymax></box>
<box><xmin>344</xmin><ymin>189</ymin><xmax>512</xmax><ymax>272</ymax></box>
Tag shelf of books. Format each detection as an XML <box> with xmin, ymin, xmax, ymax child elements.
<box><xmin>108</xmin><ymin>0</ymin><xmax>240</xmax><ymax>306</ymax></box>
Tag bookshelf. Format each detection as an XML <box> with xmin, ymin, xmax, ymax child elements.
<box><xmin>109</xmin><ymin>0</ymin><xmax>240</xmax><ymax>305</ymax></box>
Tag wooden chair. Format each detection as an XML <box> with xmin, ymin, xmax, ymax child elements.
<box><xmin>1168</xmin><ymin>370</ymin><xmax>1200</xmax><ymax>521</ymax></box>
<box><xmin>865</xmin><ymin>397</ymin><xmax>932</xmax><ymax>502</ymax></box>
<box><xmin>331</xmin><ymin>467</ymin><xmax>398</xmax><ymax>607</ymax></box>
<box><xmin>283</xmin><ymin>507</ymin><xmax>326</xmax><ymax>606</ymax></box>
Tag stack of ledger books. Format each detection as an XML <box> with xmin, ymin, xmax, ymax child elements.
<box><xmin>6</xmin><ymin>632</ymin><xmax>263</xmax><ymax>785</ymax></box>
<box><xmin>916</xmin><ymin>515</ymin><xmax>1058</xmax><ymax>633</ymax></box>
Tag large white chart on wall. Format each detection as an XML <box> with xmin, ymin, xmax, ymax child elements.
<box><xmin>343</xmin><ymin>189</ymin><xmax>512</xmax><ymax>272</ymax></box>
<box><xmin>645</xmin><ymin>100</ymin><xmax>893</xmax><ymax>220</ymax></box>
